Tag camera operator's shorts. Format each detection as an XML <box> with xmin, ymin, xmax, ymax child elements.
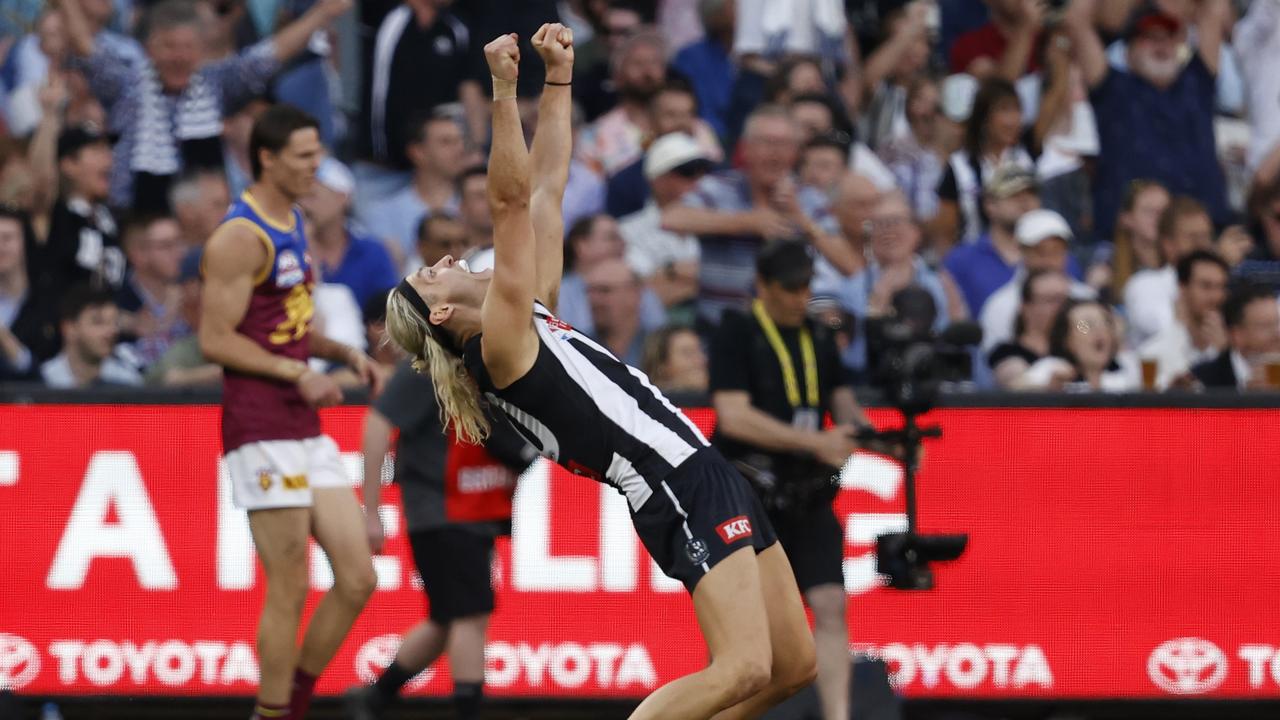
<box><xmin>409</xmin><ymin>526</ymin><xmax>496</xmax><ymax>623</ymax></box>
<box><xmin>224</xmin><ymin>435</ymin><xmax>347</xmax><ymax>510</ymax></box>
<box><xmin>770</xmin><ymin>504</ymin><xmax>844</xmax><ymax>593</ymax></box>
<box><xmin>631</xmin><ymin>447</ymin><xmax>778</xmax><ymax>593</ymax></box>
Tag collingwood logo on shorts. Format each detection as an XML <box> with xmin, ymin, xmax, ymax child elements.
<box><xmin>684</xmin><ymin>538</ymin><xmax>709</xmax><ymax>565</ymax></box>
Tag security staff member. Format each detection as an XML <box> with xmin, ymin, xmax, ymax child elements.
<box><xmin>710</xmin><ymin>240</ymin><xmax>868</xmax><ymax>720</ymax></box>
<box><xmin>349</xmin><ymin>359</ymin><xmax>536</xmax><ymax>720</ymax></box>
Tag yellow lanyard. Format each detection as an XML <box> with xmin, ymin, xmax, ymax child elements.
<box><xmin>752</xmin><ymin>300</ymin><xmax>820</xmax><ymax>409</ymax></box>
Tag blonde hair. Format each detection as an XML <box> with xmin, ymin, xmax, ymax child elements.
<box><xmin>384</xmin><ymin>291</ymin><xmax>490</xmax><ymax>444</ymax></box>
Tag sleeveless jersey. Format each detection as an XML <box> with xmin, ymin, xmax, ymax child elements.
<box><xmin>463</xmin><ymin>302</ymin><xmax>710</xmax><ymax>511</ymax></box>
<box><xmin>217</xmin><ymin>191</ymin><xmax>320</xmax><ymax>452</ymax></box>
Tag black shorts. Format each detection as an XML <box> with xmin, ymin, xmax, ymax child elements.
<box><xmin>407</xmin><ymin>526</ymin><xmax>495</xmax><ymax>624</ymax></box>
<box><xmin>769</xmin><ymin>504</ymin><xmax>844</xmax><ymax>593</ymax></box>
<box><xmin>632</xmin><ymin>447</ymin><xmax>778</xmax><ymax>593</ymax></box>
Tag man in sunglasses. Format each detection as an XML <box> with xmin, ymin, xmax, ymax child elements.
<box><xmin>618</xmin><ymin>133</ymin><xmax>711</xmax><ymax>316</ymax></box>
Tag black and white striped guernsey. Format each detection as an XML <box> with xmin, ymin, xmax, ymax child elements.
<box><xmin>463</xmin><ymin>302</ymin><xmax>710</xmax><ymax>510</ymax></box>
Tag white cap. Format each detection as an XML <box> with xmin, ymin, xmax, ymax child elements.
<box><xmin>643</xmin><ymin>133</ymin><xmax>710</xmax><ymax>181</ymax></box>
<box><xmin>941</xmin><ymin>73</ymin><xmax>979</xmax><ymax>123</ymax></box>
<box><xmin>315</xmin><ymin>157</ymin><xmax>355</xmax><ymax>196</ymax></box>
<box><xmin>1015</xmin><ymin>209</ymin><xmax>1074</xmax><ymax>247</ymax></box>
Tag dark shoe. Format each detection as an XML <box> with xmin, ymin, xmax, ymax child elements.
<box><xmin>343</xmin><ymin>686</ymin><xmax>383</xmax><ymax>720</ymax></box>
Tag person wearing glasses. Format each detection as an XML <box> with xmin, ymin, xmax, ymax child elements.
<box><xmin>832</xmin><ymin>191</ymin><xmax>958</xmax><ymax>380</ymax></box>
<box><xmin>618</xmin><ymin>132</ymin><xmax>711</xmax><ymax>320</ymax></box>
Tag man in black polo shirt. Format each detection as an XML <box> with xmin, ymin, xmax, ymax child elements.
<box><xmin>710</xmin><ymin>240</ymin><xmax>867</xmax><ymax>720</ymax></box>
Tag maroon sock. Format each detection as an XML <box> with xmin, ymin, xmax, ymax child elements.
<box><xmin>289</xmin><ymin>669</ymin><xmax>318</xmax><ymax>719</ymax></box>
<box><xmin>251</xmin><ymin>702</ymin><xmax>291</xmax><ymax>719</ymax></box>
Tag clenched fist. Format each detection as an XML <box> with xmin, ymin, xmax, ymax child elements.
<box><xmin>531</xmin><ymin>22</ymin><xmax>574</xmax><ymax>70</ymax></box>
<box><xmin>485</xmin><ymin>33</ymin><xmax>521</xmax><ymax>81</ymax></box>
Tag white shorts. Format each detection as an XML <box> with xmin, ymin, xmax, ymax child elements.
<box><xmin>225</xmin><ymin>435</ymin><xmax>347</xmax><ymax>511</ymax></box>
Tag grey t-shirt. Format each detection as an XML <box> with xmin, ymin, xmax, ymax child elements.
<box><xmin>374</xmin><ymin>361</ymin><xmax>451</xmax><ymax>533</ymax></box>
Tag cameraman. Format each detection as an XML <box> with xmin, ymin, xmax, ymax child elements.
<box><xmin>710</xmin><ymin>240</ymin><xmax>868</xmax><ymax>720</ymax></box>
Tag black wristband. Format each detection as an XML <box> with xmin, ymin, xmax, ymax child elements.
<box><xmin>544</xmin><ymin>80</ymin><xmax>572</xmax><ymax>86</ymax></box>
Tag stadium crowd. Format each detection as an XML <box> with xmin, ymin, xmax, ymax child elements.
<box><xmin>2</xmin><ymin>0</ymin><xmax>1280</xmax><ymax>394</ymax></box>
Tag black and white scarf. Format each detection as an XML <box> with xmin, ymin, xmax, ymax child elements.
<box><xmin>130</xmin><ymin>62</ymin><xmax>223</xmax><ymax>177</ymax></box>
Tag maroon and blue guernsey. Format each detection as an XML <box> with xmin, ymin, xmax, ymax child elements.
<box><xmin>216</xmin><ymin>191</ymin><xmax>320</xmax><ymax>452</ymax></box>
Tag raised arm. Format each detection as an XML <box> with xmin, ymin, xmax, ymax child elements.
<box><xmin>57</xmin><ymin>0</ymin><xmax>130</xmax><ymax>105</ymax></box>
<box><xmin>997</xmin><ymin>0</ymin><xmax>1044</xmax><ymax>82</ymax></box>
<box><xmin>1064</xmin><ymin>0</ymin><xmax>1109</xmax><ymax>89</ymax></box>
<box><xmin>480</xmin><ymin>34</ymin><xmax>541</xmax><ymax>388</ymax></box>
<box><xmin>269</xmin><ymin>0</ymin><xmax>352</xmax><ymax>65</ymax></box>
<box><xmin>860</xmin><ymin>3</ymin><xmax>929</xmax><ymax>96</ymax></box>
<box><xmin>528</xmin><ymin>23</ymin><xmax>575</xmax><ymax>311</ymax></box>
<box><xmin>1195</xmin><ymin>0</ymin><xmax>1230</xmax><ymax>77</ymax></box>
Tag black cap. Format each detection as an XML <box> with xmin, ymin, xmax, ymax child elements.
<box><xmin>57</xmin><ymin>125</ymin><xmax>108</xmax><ymax>160</ymax></box>
<box><xmin>756</xmin><ymin>240</ymin><xmax>814</xmax><ymax>291</ymax></box>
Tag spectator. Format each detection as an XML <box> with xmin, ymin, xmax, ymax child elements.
<box><xmin>1123</xmin><ymin>196</ymin><xmax>1214</xmax><ymax>347</ymax></box>
<box><xmin>944</xmin><ymin>164</ymin><xmax>1040</xmax><ymax>317</ymax></box>
<box><xmin>1032</xmin><ymin>22</ymin><xmax>1099</xmax><ymax>245</ymax></box>
<box><xmin>1238</xmin><ymin>175</ymin><xmax>1280</xmax><ymax>293</ymax></box>
<box><xmin>0</xmin><ymin>207</ymin><xmax>57</xmax><ymax>381</ymax></box>
<box><xmin>301</xmin><ymin>158</ymin><xmax>398</xmax><ymax>309</ymax></box>
<box><xmin>41</xmin><ymin>285</ymin><xmax>142</xmax><ymax>388</ymax></box>
<box><xmin>1110</xmin><ymin>179</ymin><xmax>1170</xmax><ymax>303</ymax></box>
<box><xmin>934</xmin><ymin>78</ymin><xmax>1036</xmax><ymax>250</ymax></box>
<box><xmin>1139</xmin><ymin>250</ymin><xmax>1229</xmax><ymax>391</ymax></box>
<box><xmin>989</xmin><ymin>269</ymin><xmax>1072</xmax><ymax>389</ymax></box>
<box><xmin>1236</xmin><ymin>0</ymin><xmax>1280</xmax><ymax>175</ymax></box>
<box><xmin>980</xmin><ymin>208</ymin><xmax>1094</xmax><ymax>352</ymax></box>
<box><xmin>585</xmin><ymin>257</ymin><xmax>649</xmax><ymax>366</ymax></box>
<box><xmin>880</xmin><ymin>76</ymin><xmax>947</xmax><ymax>223</ymax></box>
<box><xmin>144</xmin><ymin>247</ymin><xmax>220</xmax><ymax>387</ymax></box>
<box><xmin>1023</xmin><ymin>298</ymin><xmax>1139</xmax><ymax>392</ymax></box>
<box><xmin>358</xmin><ymin>111</ymin><xmax>466</xmax><ymax>267</ymax></box>
<box><xmin>558</xmin><ymin>213</ymin><xmax>667</xmax><ymax>334</ymax></box>
<box><xmin>618</xmin><ymin>133</ymin><xmax>709</xmax><ymax>312</ymax></box>
<box><xmin>949</xmin><ymin>0</ymin><xmax>1044</xmax><ymax>80</ymax></box>
<box><xmin>641</xmin><ymin>324</ymin><xmax>709</xmax><ymax>395</ymax></box>
<box><xmin>116</xmin><ymin>214</ymin><xmax>188</xmax><ymax>368</ymax></box>
<box><xmin>357</xmin><ymin>0</ymin><xmax>479</xmax><ymax>176</ymax></box>
<box><xmin>1215</xmin><ymin>223</ymin><xmax>1256</xmax><ymax>274</ymax></box>
<box><xmin>1192</xmin><ymin>282</ymin><xmax>1280</xmax><ymax>391</ymax></box>
<box><xmin>1064</xmin><ymin>0</ymin><xmax>1230</xmax><ymax>241</ymax></box>
<box><xmin>169</xmin><ymin>169</ymin><xmax>231</xmax><ymax>247</ymax></box>
<box><xmin>572</xmin><ymin>1</ymin><xmax>643</xmax><ymax>121</ymax></box>
<box><xmin>454</xmin><ymin>166</ymin><xmax>497</xmax><ymax>272</ymax></box>
<box><xmin>221</xmin><ymin>94</ymin><xmax>271</xmax><ymax>198</ymax></box>
<box><xmin>798</xmin><ymin>133</ymin><xmax>850</xmax><ymax>199</ymax></box>
<box><xmin>361</xmin><ymin>288</ymin><xmax>402</xmax><ymax>368</ymax></box>
<box><xmin>663</xmin><ymin>105</ymin><xmax>859</xmax><ymax>324</ymax></box>
<box><xmin>789</xmin><ymin>93</ymin><xmax>896</xmax><ymax>192</ymax></box>
<box><xmin>416</xmin><ymin>214</ymin><xmax>474</xmax><ymax>276</ymax></box>
<box><xmin>61</xmin><ymin>0</ymin><xmax>351</xmax><ymax>212</ymax></box>
<box><xmin>605</xmin><ymin>77</ymin><xmax>723</xmax><ymax>219</ymax></box>
<box><xmin>671</xmin><ymin>0</ymin><xmax>737</xmax><ymax>140</ymax></box>
<box><xmin>858</xmin><ymin>2</ymin><xmax>932</xmax><ymax>153</ymax></box>
<box><xmin>734</xmin><ymin>0</ymin><xmax>848</xmax><ymax>69</ymax></box>
<box><xmin>812</xmin><ymin>171</ymin><xmax>879</xmax><ymax>293</ymax></box>
<box><xmin>40</xmin><ymin>126</ymin><xmax>125</xmax><ymax>292</ymax></box>
<box><xmin>561</xmin><ymin>104</ymin><xmax>608</xmax><ymax>233</ymax></box>
<box><xmin>576</xmin><ymin>27</ymin><xmax>676</xmax><ymax>179</ymax></box>
<box><xmin>834</xmin><ymin>191</ymin><xmax>954</xmax><ymax>377</ymax></box>
<box><xmin>4</xmin><ymin>4</ymin><xmax>138</xmax><ymax>137</ymax></box>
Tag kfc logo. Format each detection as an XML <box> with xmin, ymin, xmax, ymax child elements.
<box><xmin>355</xmin><ymin>635</ymin><xmax>431</xmax><ymax>690</ymax></box>
<box><xmin>544</xmin><ymin>316</ymin><xmax>573</xmax><ymax>333</ymax></box>
<box><xmin>716</xmin><ymin>516</ymin><xmax>752</xmax><ymax>543</ymax></box>
<box><xmin>0</xmin><ymin>633</ymin><xmax>40</xmax><ymax>690</ymax></box>
<box><xmin>1148</xmin><ymin>638</ymin><xmax>1227</xmax><ymax>695</ymax></box>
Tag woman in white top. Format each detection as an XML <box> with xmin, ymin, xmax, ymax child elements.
<box><xmin>933</xmin><ymin>78</ymin><xmax>1035</xmax><ymax>251</ymax></box>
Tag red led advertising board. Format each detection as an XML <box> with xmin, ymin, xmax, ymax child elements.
<box><xmin>1</xmin><ymin>404</ymin><xmax>1276</xmax><ymax>699</ymax></box>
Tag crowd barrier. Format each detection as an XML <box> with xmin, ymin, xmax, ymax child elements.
<box><xmin>1</xmin><ymin>391</ymin><xmax>1277</xmax><ymax>701</ymax></box>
